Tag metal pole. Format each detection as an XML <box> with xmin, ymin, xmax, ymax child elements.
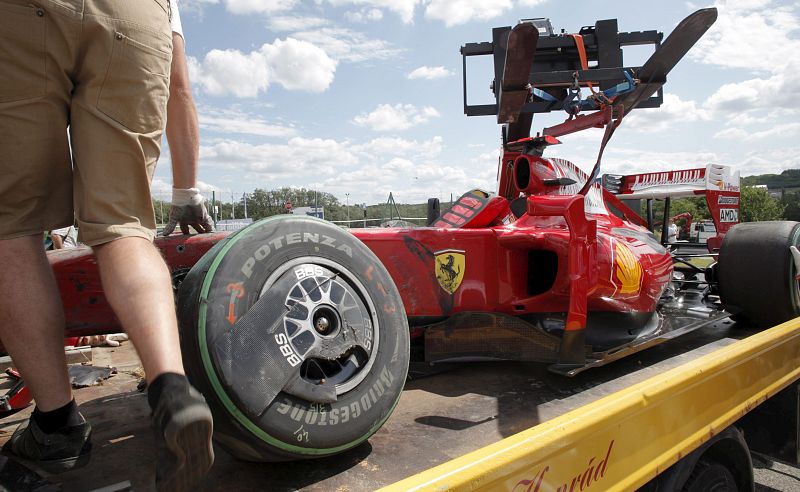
<box><xmin>231</xmin><ymin>192</ymin><xmax>235</xmax><ymax>219</ymax></box>
<box><xmin>346</xmin><ymin>193</ymin><xmax>350</xmax><ymax>226</ymax></box>
<box><xmin>212</xmin><ymin>190</ymin><xmax>217</xmax><ymax>223</ymax></box>
<box><xmin>243</xmin><ymin>192</ymin><xmax>248</xmax><ymax>219</ymax></box>
<box><xmin>661</xmin><ymin>197</ymin><xmax>672</xmax><ymax>246</ymax></box>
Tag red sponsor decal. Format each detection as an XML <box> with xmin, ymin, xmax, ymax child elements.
<box><xmin>513</xmin><ymin>440</ymin><xmax>614</xmax><ymax>492</ymax></box>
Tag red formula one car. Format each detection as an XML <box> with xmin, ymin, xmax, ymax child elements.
<box><xmin>29</xmin><ymin>8</ymin><xmax>800</xmax><ymax>462</ymax></box>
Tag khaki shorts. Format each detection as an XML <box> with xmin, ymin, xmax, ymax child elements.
<box><xmin>0</xmin><ymin>0</ymin><xmax>172</xmax><ymax>246</ymax></box>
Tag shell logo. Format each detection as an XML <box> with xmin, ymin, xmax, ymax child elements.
<box><xmin>615</xmin><ymin>242</ymin><xmax>642</xmax><ymax>295</ymax></box>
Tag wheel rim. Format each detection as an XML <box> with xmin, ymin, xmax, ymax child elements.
<box><xmin>259</xmin><ymin>257</ymin><xmax>380</xmax><ymax>396</ymax></box>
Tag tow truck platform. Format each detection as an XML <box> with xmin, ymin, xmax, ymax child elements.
<box><xmin>1</xmin><ymin>318</ymin><xmax>798</xmax><ymax>491</ymax></box>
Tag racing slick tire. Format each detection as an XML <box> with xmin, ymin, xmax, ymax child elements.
<box><xmin>718</xmin><ymin>221</ymin><xmax>800</xmax><ymax>327</ymax></box>
<box><xmin>177</xmin><ymin>215</ymin><xmax>410</xmax><ymax>461</ymax></box>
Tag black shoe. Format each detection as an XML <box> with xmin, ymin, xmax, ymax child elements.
<box><xmin>2</xmin><ymin>414</ymin><xmax>91</xmax><ymax>473</ymax></box>
<box><xmin>152</xmin><ymin>385</ymin><xmax>214</xmax><ymax>492</ymax></box>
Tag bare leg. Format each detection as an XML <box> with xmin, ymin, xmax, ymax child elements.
<box><xmin>93</xmin><ymin>237</ymin><xmax>184</xmax><ymax>382</ymax></box>
<box><xmin>0</xmin><ymin>235</ymin><xmax>72</xmax><ymax>411</ymax></box>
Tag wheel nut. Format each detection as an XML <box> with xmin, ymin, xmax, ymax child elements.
<box><xmin>315</xmin><ymin>316</ymin><xmax>330</xmax><ymax>334</ymax></box>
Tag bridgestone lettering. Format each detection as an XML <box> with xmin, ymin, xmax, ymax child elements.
<box><xmin>718</xmin><ymin>195</ymin><xmax>739</xmax><ymax>205</ymax></box>
<box><xmin>274</xmin><ymin>366</ymin><xmax>395</xmax><ymax>426</ymax></box>
<box><xmin>241</xmin><ymin>234</ymin><xmax>354</xmax><ymax>278</ymax></box>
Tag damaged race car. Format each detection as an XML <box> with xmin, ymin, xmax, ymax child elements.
<box><xmin>38</xmin><ymin>7</ymin><xmax>800</xmax><ymax>462</ymax></box>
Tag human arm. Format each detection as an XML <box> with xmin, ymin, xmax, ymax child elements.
<box><xmin>161</xmin><ymin>31</ymin><xmax>213</xmax><ymax>235</ymax></box>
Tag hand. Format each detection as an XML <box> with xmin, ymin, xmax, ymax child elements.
<box><xmin>161</xmin><ymin>188</ymin><xmax>215</xmax><ymax>236</ymax></box>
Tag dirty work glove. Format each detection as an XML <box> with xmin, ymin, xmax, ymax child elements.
<box><xmin>161</xmin><ymin>188</ymin><xmax>215</xmax><ymax>236</ymax></box>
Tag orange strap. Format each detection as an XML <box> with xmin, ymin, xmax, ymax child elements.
<box><xmin>569</xmin><ymin>34</ymin><xmax>589</xmax><ymax>70</ymax></box>
<box><xmin>569</xmin><ymin>34</ymin><xmax>597</xmax><ymax>94</ymax></box>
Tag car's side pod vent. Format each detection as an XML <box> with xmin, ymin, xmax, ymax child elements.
<box><xmin>528</xmin><ymin>250</ymin><xmax>558</xmax><ymax>296</ymax></box>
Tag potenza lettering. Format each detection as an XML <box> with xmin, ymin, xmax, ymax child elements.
<box><xmin>718</xmin><ymin>195</ymin><xmax>739</xmax><ymax>205</ymax></box>
<box><xmin>241</xmin><ymin>233</ymin><xmax>353</xmax><ymax>278</ymax></box>
<box><xmin>513</xmin><ymin>441</ymin><xmax>614</xmax><ymax>492</ymax></box>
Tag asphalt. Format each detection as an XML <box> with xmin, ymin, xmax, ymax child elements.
<box><xmin>0</xmin><ymin>321</ymin><xmax>798</xmax><ymax>491</ymax></box>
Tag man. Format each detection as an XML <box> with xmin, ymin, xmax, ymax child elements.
<box><xmin>0</xmin><ymin>1</ymin><xmax>213</xmax><ymax>490</ymax></box>
<box><xmin>668</xmin><ymin>219</ymin><xmax>679</xmax><ymax>244</ymax></box>
<box><xmin>162</xmin><ymin>0</ymin><xmax>214</xmax><ymax>236</ymax></box>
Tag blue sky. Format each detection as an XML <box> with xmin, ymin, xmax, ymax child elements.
<box><xmin>153</xmin><ymin>0</ymin><xmax>800</xmax><ymax>206</ymax></box>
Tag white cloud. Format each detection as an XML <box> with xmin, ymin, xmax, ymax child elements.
<box><xmin>189</xmin><ymin>38</ymin><xmax>337</xmax><ymax>97</ymax></box>
<box><xmin>224</xmin><ymin>0</ymin><xmax>299</xmax><ymax>14</ymax></box>
<box><xmin>601</xmin><ymin>147</ymin><xmax>722</xmax><ymax>177</ymax></box>
<box><xmin>407</xmin><ymin>66</ymin><xmax>453</xmax><ymax>80</ymax></box>
<box><xmin>702</xmin><ymin>59</ymin><xmax>800</xmax><ymax>139</ymax></box>
<box><xmin>198</xmin><ymin>107</ymin><xmax>297</xmax><ymax>138</ymax></box>
<box><xmin>623</xmin><ymin>93</ymin><xmax>709</xmax><ymax>132</ymax></box>
<box><xmin>704</xmin><ymin>64</ymin><xmax>800</xmax><ymax>115</ymax></box>
<box><xmin>201</xmin><ymin>138</ymin><xmax>358</xmax><ymax>176</ymax></box>
<box><xmin>323</xmin><ymin>0</ymin><xmax>420</xmax><ymax>24</ymax></box>
<box><xmin>262</xmin><ymin>38</ymin><xmax>337</xmax><ymax>92</ymax></box>
<box><xmin>713</xmin><ymin>127</ymin><xmax>748</xmax><ymax>140</ymax></box>
<box><xmin>267</xmin><ymin>15</ymin><xmax>331</xmax><ymax>32</ymax></box>
<box><xmin>691</xmin><ymin>0</ymin><xmax>800</xmax><ymax>73</ymax></box>
<box><xmin>289</xmin><ymin>27</ymin><xmax>401</xmax><ymax>62</ymax></box>
<box><xmin>734</xmin><ymin>146</ymin><xmax>800</xmax><ymax>176</ymax></box>
<box><xmin>344</xmin><ymin>8</ymin><xmax>384</xmax><ymax>23</ymax></box>
<box><xmin>351</xmin><ymin>136</ymin><xmax>444</xmax><ymax>157</ymax></box>
<box><xmin>188</xmin><ymin>49</ymin><xmax>269</xmax><ymax>98</ymax></box>
<box><xmin>425</xmin><ymin>0</ymin><xmax>513</xmax><ymax>27</ymax></box>
<box><xmin>150</xmin><ymin>177</ymin><xmax>220</xmax><ymax>198</ymax></box>
<box><xmin>715</xmin><ymin>122</ymin><xmax>800</xmax><ymax>141</ymax></box>
<box><xmin>352</xmin><ymin>103</ymin><xmax>441</xmax><ymax>131</ymax></box>
<box><xmin>191</xmin><ymin>133</ymin><xmax>489</xmax><ymax>204</ymax></box>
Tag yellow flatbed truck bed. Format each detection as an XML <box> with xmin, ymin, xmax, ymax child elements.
<box><xmin>383</xmin><ymin>317</ymin><xmax>800</xmax><ymax>492</ymax></box>
<box><xmin>4</xmin><ymin>317</ymin><xmax>797</xmax><ymax>490</ymax></box>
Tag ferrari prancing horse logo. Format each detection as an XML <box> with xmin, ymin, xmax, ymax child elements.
<box><xmin>435</xmin><ymin>249</ymin><xmax>465</xmax><ymax>294</ymax></box>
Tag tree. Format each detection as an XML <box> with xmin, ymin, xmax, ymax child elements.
<box><xmin>740</xmin><ymin>185</ymin><xmax>785</xmax><ymax>222</ymax></box>
<box><xmin>781</xmin><ymin>191</ymin><xmax>800</xmax><ymax>221</ymax></box>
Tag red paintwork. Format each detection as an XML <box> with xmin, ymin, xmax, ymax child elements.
<box><xmin>543</xmin><ymin>106</ymin><xmax>613</xmax><ymax>137</ymax></box>
<box><xmin>352</xmin><ymin>197</ymin><xmax>671</xmax><ymax>321</ymax></box>
<box><xmin>53</xmin><ymin>232</ymin><xmax>229</xmax><ymax>336</ymax></box>
<box><xmin>50</xmin><ymin>158</ymin><xmax>673</xmax><ymax>340</ymax></box>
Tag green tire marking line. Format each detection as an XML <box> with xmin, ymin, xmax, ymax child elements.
<box><xmin>197</xmin><ymin>215</ymin><xmax>405</xmax><ymax>455</ymax></box>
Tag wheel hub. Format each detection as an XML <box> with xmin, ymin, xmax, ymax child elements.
<box><xmin>258</xmin><ymin>259</ymin><xmax>380</xmax><ymax>397</ymax></box>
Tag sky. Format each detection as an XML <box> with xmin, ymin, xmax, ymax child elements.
<box><xmin>153</xmin><ymin>0</ymin><xmax>800</xmax><ymax>206</ymax></box>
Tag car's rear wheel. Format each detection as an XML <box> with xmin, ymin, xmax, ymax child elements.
<box><xmin>178</xmin><ymin>216</ymin><xmax>410</xmax><ymax>461</ymax></box>
<box><xmin>718</xmin><ymin>221</ymin><xmax>800</xmax><ymax>327</ymax></box>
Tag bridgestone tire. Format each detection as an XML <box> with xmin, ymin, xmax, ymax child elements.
<box><xmin>718</xmin><ymin>221</ymin><xmax>800</xmax><ymax>327</ymax></box>
<box><xmin>178</xmin><ymin>216</ymin><xmax>410</xmax><ymax>461</ymax></box>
